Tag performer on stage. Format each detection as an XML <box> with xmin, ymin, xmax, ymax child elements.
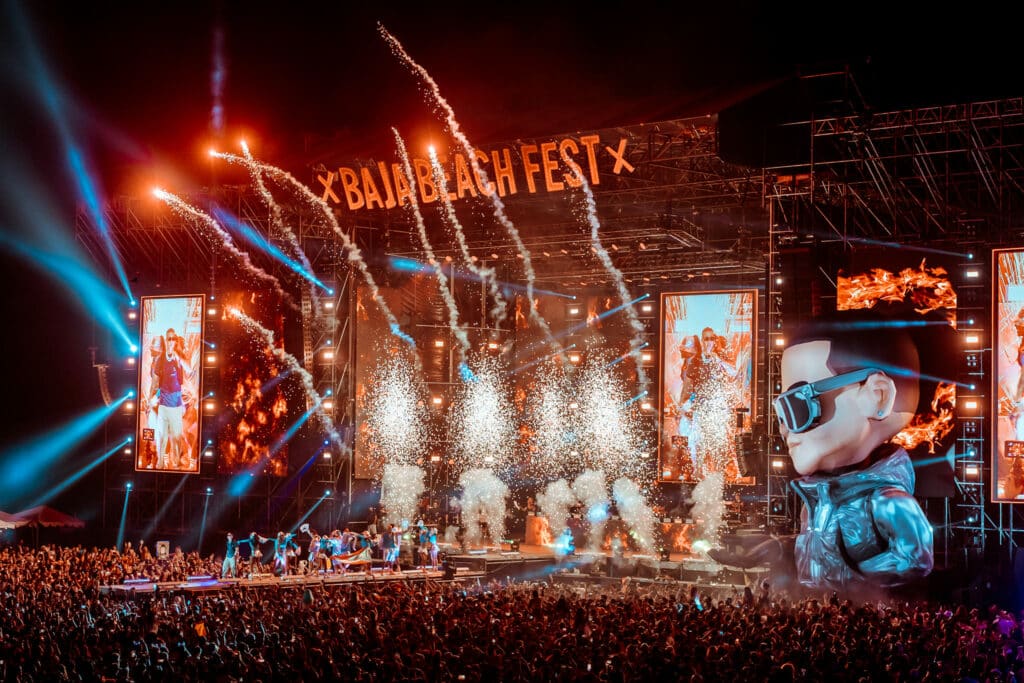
<box><xmin>239</xmin><ymin>532</ymin><xmax>268</xmax><ymax>577</ymax></box>
<box><xmin>428</xmin><ymin>526</ymin><xmax>440</xmax><ymax>570</ymax></box>
<box><xmin>263</xmin><ymin>531</ymin><xmax>298</xmax><ymax>577</ymax></box>
<box><xmin>221</xmin><ymin>532</ymin><xmax>240</xmax><ymax>578</ymax></box>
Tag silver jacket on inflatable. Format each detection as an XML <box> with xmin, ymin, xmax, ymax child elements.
<box><xmin>790</xmin><ymin>448</ymin><xmax>933</xmax><ymax>590</ymax></box>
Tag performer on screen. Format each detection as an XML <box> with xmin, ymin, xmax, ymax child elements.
<box><xmin>148</xmin><ymin>328</ymin><xmax>190</xmax><ymax>470</ymax></box>
<box><xmin>677</xmin><ymin>327</ymin><xmax>740</xmax><ymax>480</ymax></box>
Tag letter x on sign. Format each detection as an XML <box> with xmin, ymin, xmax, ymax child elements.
<box><xmin>318</xmin><ymin>171</ymin><xmax>340</xmax><ymax>203</ymax></box>
<box><xmin>605</xmin><ymin>139</ymin><xmax>634</xmax><ymax>175</ymax></box>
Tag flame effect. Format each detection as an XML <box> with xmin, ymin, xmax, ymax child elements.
<box><xmin>837</xmin><ymin>259</ymin><xmax>957</xmax><ymax>323</ymax></box>
<box><xmin>892</xmin><ymin>381</ymin><xmax>957</xmax><ymax>452</ymax></box>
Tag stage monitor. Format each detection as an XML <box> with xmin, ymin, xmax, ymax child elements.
<box><xmin>136</xmin><ymin>294</ymin><xmax>204</xmax><ymax>473</ymax></box>
<box><xmin>994</xmin><ymin>248</ymin><xmax>1024</xmax><ymax>502</ymax></box>
<box><xmin>658</xmin><ymin>289</ymin><xmax>756</xmax><ymax>484</ymax></box>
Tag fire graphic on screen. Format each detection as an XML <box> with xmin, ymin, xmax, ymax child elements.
<box><xmin>837</xmin><ymin>259</ymin><xmax>957</xmax><ymax>322</ymax></box>
<box><xmin>217</xmin><ymin>296</ymin><xmax>290</xmax><ymax>477</ymax></box>
<box><xmin>891</xmin><ymin>381</ymin><xmax>957</xmax><ymax>452</ymax></box>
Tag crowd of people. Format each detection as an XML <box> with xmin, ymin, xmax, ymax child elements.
<box><xmin>1</xmin><ymin>541</ymin><xmax>1024</xmax><ymax>681</ymax></box>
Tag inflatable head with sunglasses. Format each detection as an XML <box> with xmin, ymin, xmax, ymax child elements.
<box><xmin>778</xmin><ymin>310</ymin><xmax>933</xmax><ymax>589</ymax></box>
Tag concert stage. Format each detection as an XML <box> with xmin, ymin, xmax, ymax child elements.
<box><xmin>446</xmin><ymin>543</ymin><xmax>768</xmax><ymax>587</ymax></box>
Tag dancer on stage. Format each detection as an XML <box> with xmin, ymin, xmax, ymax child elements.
<box><xmin>221</xmin><ymin>532</ymin><xmax>240</xmax><ymax>578</ymax></box>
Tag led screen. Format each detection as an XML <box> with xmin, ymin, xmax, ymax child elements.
<box><xmin>136</xmin><ymin>295</ymin><xmax>204</xmax><ymax>473</ymax></box>
<box><xmin>658</xmin><ymin>290</ymin><xmax>756</xmax><ymax>483</ymax></box>
<box><xmin>994</xmin><ymin>249</ymin><xmax>1024</xmax><ymax>501</ymax></box>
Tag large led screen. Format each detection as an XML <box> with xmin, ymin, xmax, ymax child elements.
<box><xmin>659</xmin><ymin>290</ymin><xmax>756</xmax><ymax>484</ymax></box>
<box><xmin>136</xmin><ymin>295</ymin><xmax>204</xmax><ymax>473</ymax></box>
<box><xmin>836</xmin><ymin>256</ymin><xmax>957</xmax><ymax>497</ymax></box>
<box><xmin>994</xmin><ymin>248</ymin><xmax>1024</xmax><ymax>501</ymax></box>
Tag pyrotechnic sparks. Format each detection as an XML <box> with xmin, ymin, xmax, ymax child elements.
<box><xmin>612</xmin><ymin>477</ymin><xmax>656</xmax><ymax>553</ymax></box>
<box><xmin>572</xmin><ymin>360</ymin><xmax>648</xmax><ymax>481</ymax></box>
<box><xmin>380</xmin><ymin>25</ymin><xmax>561</xmax><ymax>349</ymax></box>
<box><xmin>237</xmin><ymin>141</ymin><xmax>324</xmax><ymax>317</ymax></box>
<box><xmin>458</xmin><ymin>468</ymin><xmax>510</xmax><ymax>547</ymax></box>
<box><xmin>393</xmin><ymin>130</ymin><xmax>471</xmax><ymax>369</ymax></box>
<box><xmin>228</xmin><ymin>307</ymin><xmax>341</xmax><ymax>446</ymax></box>
<box><xmin>362</xmin><ymin>351</ymin><xmax>431</xmax><ymax>468</ymax></box>
<box><xmin>210</xmin><ymin>153</ymin><xmax>417</xmax><ymax>353</ymax></box>
<box><xmin>153</xmin><ymin>188</ymin><xmax>297</xmax><ymax>311</ymax></box>
<box><xmin>537</xmin><ymin>478</ymin><xmax>577</xmax><ymax>541</ymax></box>
<box><xmin>381</xmin><ymin>463</ymin><xmax>426</xmax><ymax>526</ymax></box>
<box><xmin>572</xmin><ymin>469</ymin><xmax>609</xmax><ymax>552</ymax></box>
<box><xmin>564</xmin><ymin>153</ymin><xmax>649</xmax><ymax>395</ymax></box>
<box><xmin>529</xmin><ymin>368</ymin><xmax>575</xmax><ymax>478</ymax></box>
<box><xmin>449</xmin><ymin>359</ymin><xmax>516</xmax><ymax>474</ymax></box>
<box><xmin>428</xmin><ymin>146</ymin><xmax>507</xmax><ymax>322</ymax></box>
<box><xmin>690</xmin><ymin>472</ymin><xmax>726</xmax><ymax>551</ymax></box>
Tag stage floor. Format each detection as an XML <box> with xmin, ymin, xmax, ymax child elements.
<box><xmin>101</xmin><ymin>545</ymin><xmax>766</xmax><ymax>596</ymax></box>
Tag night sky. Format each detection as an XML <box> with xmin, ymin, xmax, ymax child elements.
<box><xmin>0</xmin><ymin>0</ymin><xmax>1019</xmax><ymax>512</ymax></box>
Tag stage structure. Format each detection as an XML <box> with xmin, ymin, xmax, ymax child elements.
<box><xmin>761</xmin><ymin>74</ymin><xmax>1024</xmax><ymax>565</ymax></box>
<box><xmin>72</xmin><ymin>72</ymin><xmax>1024</xmax><ymax>575</ymax></box>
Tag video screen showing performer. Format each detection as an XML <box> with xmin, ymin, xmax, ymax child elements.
<box><xmin>994</xmin><ymin>249</ymin><xmax>1024</xmax><ymax>501</ymax></box>
<box><xmin>136</xmin><ymin>295</ymin><xmax>204</xmax><ymax>473</ymax></box>
<box><xmin>659</xmin><ymin>290</ymin><xmax>756</xmax><ymax>484</ymax></box>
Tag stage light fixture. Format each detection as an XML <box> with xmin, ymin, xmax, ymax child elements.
<box><xmin>323</xmin><ymin>349</ymin><xmax>335</xmax><ymax>360</ymax></box>
<box><xmin>568</xmin><ymin>352</ymin><xmax>581</xmax><ymax>364</ymax></box>
<box><xmin>206</xmin><ymin>354</ymin><xmax>216</xmax><ymax>364</ymax></box>
<box><xmin>487</xmin><ymin>341</ymin><xmax>500</xmax><ymax>351</ymax></box>
<box><xmin>207</xmin><ymin>307</ymin><xmax>217</xmax><ymax>316</ymax></box>
<box><xmin>323</xmin><ymin>399</ymin><xmax>334</xmax><ymax>411</ymax></box>
<box><xmin>775</xmin><ymin>276</ymin><xmax>783</xmax><ymax>285</ymax></box>
<box><xmin>434</xmin><ymin>339</ymin><xmax>445</xmax><ymax>348</ymax></box>
<box><xmin>641</xmin><ymin>351</ymin><xmax>653</xmax><ymax>363</ymax></box>
<box><xmin>568</xmin><ymin>401</ymin><xmax>579</xmax><ymax>410</ymax></box>
<box><xmin>640</xmin><ymin>401</ymin><xmax>653</xmax><ymax>411</ymax></box>
<box><xmin>323</xmin><ymin>451</ymin><xmax>332</xmax><ymax>460</ymax></box>
<box><xmin>204</xmin><ymin>400</ymin><xmax>216</xmax><ymax>412</ymax></box>
<box><xmin>430</xmin><ymin>454</ymin><xmax>442</xmax><ymax>463</ymax></box>
<box><xmin>640</xmin><ymin>303</ymin><xmax>653</xmax><ymax>314</ymax></box>
<box><xmin>130</xmin><ymin>344</ymin><xmax>138</xmax><ymax>353</ymax></box>
<box><xmin>124</xmin><ymin>401</ymin><xmax>135</xmax><ymax>412</ymax></box>
<box><xmin>203</xmin><ymin>448</ymin><xmax>214</xmax><ymax>458</ymax></box>
<box><xmin>965</xmin><ymin>334</ymin><xmax>979</xmax><ymax>345</ymax></box>
<box><xmin>324</xmin><ymin>301</ymin><xmax>334</xmax><ymax>310</ymax></box>
<box><xmin>128</xmin><ymin>310</ymin><xmax>137</xmax><ymax>321</ymax></box>
<box><xmin>662</xmin><ymin>469</ymin><xmax>672</xmax><ymax>478</ymax></box>
<box><xmin>325</xmin><ymin>489</ymin><xmax>331</xmax><ymax>496</ymax></box>
<box><xmin>127</xmin><ymin>357</ymin><xmax>136</xmax><ymax>366</ymax></box>
<box><xmin>431</xmin><ymin>395</ymin><xmax>443</xmax><ymax>406</ymax></box>
<box><xmin>123</xmin><ymin>446</ymin><xmax>132</xmax><ymax>455</ymax></box>
<box><xmin>771</xmin><ymin>457</ymin><xmax>786</xmax><ymax>470</ymax></box>
<box><xmin>568</xmin><ymin>306</ymin><xmax>581</xmax><ymax>316</ymax></box>
<box><xmin>963</xmin><ymin>399</ymin><xmax>979</xmax><ymax>411</ymax></box>
<box><xmin>126</xmin><ymin>482</ymin><xmax>133</xmax><ymax>491</ymax></box>
<box><xmin>965</xmin><ymin>465</ymin><xmax>980</xmax><ymax>478</ymax></box>
<box><xmin>965</xmin><ymin>268</ymin><xmax>980</xmax><ymax>279</ymax></box>
<box><xmin>774</xmin><ymin>337</ymin><xmax>786</xmax><ymax>347</ymax></box>
<box><xmin>206</xmin><ymin>487</ymin><xmax>213</xmax><ymax>495</ymax></box>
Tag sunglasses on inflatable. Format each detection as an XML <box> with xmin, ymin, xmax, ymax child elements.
<box><xmin>772</xmin><ymin>367</ymin><xmax>880</xmax><ymax>434</ymax></box>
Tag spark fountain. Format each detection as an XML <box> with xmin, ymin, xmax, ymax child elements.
<box><xmin>449</xmin><ymin>359</ymin><xmax>516</xmax><ymax>476</ymax></box>
<box><xmin>572</xmin><ymin>469</ymin><xmax>609</xmax><ymax>553</ymax></box>
<box><xmin>537</xmin><ymin>479</ymin><xmax>577</xmax><ymax>544</ymax></box>
<box><xmin>458</xmin><ymin>468</ymin><xmax>510</xmax><ymax>548</ymax></box>
<box><xmin>380</xmin><ymin>463</ymin><xmax>426</xmax><ymax>527</ymax></box>
<box><xmin>612</xmin><ymin>477</ymin><xmax>656</xmax><ymax>553</ymax></box>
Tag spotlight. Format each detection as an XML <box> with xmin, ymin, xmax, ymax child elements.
<box><xmin>123</xmin><ymin>447</ymin><xmax>132</xmax><ymax>455</ymax></box>
<box><xmin>327</xmin><ymin>289</ymin><xmax>335</xmax><ymax>296</ymax></box>
<box><xmin>641</xmin><ymin>351</ymin><xmax>653</xmax><ymax>363</ymax></box>
<box><xmin>774</xmin><ymin>337</ymin><xmax>786</xmax><ymax>347</ymax></box>
<box><xmin>323</xmin><ymin>349</ymin><xmax>335</xmax><ymax>360</ymax></box>
<box><xmin>126</xmin><ymin>482</ymin><xmax>133</xmax><ymax>491</ymax></box>
<box><xmin>207</xmin><ymin>307</ymin><xmax>217</xmax><ymax>316</ymax></box>
<box><xmin>487</xmin><ymin>341</ymin><xmax>500</xmax><ymax>351</ymax></box>
<box><xmin>128</xmin><ymin>310</ymin><xmax>137</xmax><ymax>321</ymax></box>
<box><xmin>430</xmin><ymin>454</ymin><xmax>442</xmax><ymax>463</ymax></box>
<box><xmin>640</xmin><ymin>303</ymin><xmax>653</xmax><ymax>314</ymax></box>
<box><xmin>771</xmin><ymin>457</ymin><xmax>786</xmax><ymax>470</ymax></box>
<box><xmin>775</xmin><ymin>276</ymin><xmax>783</xmax><ymax>285</ymax></box>
<box><xmin>323</xmin><ymin>452</ymin><xmax>332</xmax><ymax>460</ymax></box>
<box><xmin>128</xmin><ymin>389</ymin><xmax>136</xmax><ymax>398</ymax></box>
<box><xmin>965</xmin><ymin>334</ymin><xmax>980</xmax><ymax>345</ymax></box>
<box><xmin>568</xmin><ymin>401</ymin><xmax>579</xmax><ymax>410</ymax></box>
<box><xmin>568</xmin><ymin>306</ymin><xmax>581</xmax><ymax>316</ymax></box>
<box><xmin>127</xmin><ymin>436</ymin><xmax>133</xmax><ymax>443</ymax></box>
<box><xmin>124</xmin><ymin>401</ymin><xmax>135</xmax><ymax>412</ymax></box>
<box><xmin>963</xmin><ymin>399</ymin><xmax>979</xmax><ymax>411</ymax></box>
<box><xmin>662</xmin><ymin>469</ymin><xmax>672</xmax><ymax>478</ymax></box>
<box><xmin>127</xmin><ymin>357</ymin><xmax>136</xmax><ymax>366</ymax></box>
<box><xmin>325</xmin><ymin>389</ymin><xmax>333</xmax><ymax>396</ymax></box>
<box><xmin>206</xmin><ymin>354</ymin><xmax>217</xmax><ymax>364</ymax></box>
<box><xmin>434</xmin><ymin>339</ymin><xmax>445</xmax><ymax>348</ymax></box>
<box><xmin>965</xmin><ymin>465</ymin><xmax>980</xmax><ymax>479</ymax></box>
<box><xmin>431</xmin><ymin>396</ymin><xmax>443</xmax><ymax>406</ymax></box>
<box><xmin>204</xmin><ymin>400</ymin><xmax>216</xmax><ymax>412</ymax></box>
<box><xmin>568</xmin><ymin>352</ymin><xmax>581</xmax><ymax>364</ymax></box>
<box><xmin>129</xmin><ymin>344</ymin><xmax>138</xmax><ymax>353</ymax></box>
<box><xmin>323</xmin><ymin>399</ymin><xmax>334</xmax><ymax>411</ymax></box>
<box><xmin>203</xmin><ymin>448</ymin><xmax>214</xmax><ymax>458</ymax></box>
<box><xmin>965</xmin><ymin>268</ymin><xmax>980</xmax><ymax>279</ymax></box>
<box><xmin>325</xmin><ymin>489</ymin><xmax>331</xmax><ymax>496</ymax></box>
<box><xmin>206</xmin><ymin>487</ymin><xmax>213</xmax><ymax>495</ymax></box>
<box><xmin>324</xmin><ymin>301</ymin><xmax>334</xmax><ymax>311</ymax></box>
<box><xmin>640</xmin><ymin>401</ymin><xmax>653</xmax><ymax>411</ymax></box>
